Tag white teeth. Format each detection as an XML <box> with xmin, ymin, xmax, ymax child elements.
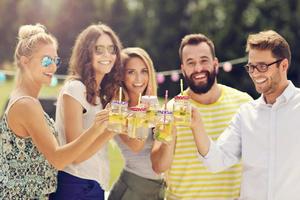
<box><xmin>133</xmin><ymin>83</ymin><xmax>143</xmax><ymax>87</ymax></box>
<box><xmin>255</xmin><ymin>78</ymin><xmax>267</xmax><ymax>84</ymax></box>
<box><xmin>194</xmin><ymin>73</ymin><xmax>206</xmax><ymax>79</ymax></box>
<box><xmin>99</xmin><ymin>61</ymin><xmax>110</xmax><ymax>65</ymax></box>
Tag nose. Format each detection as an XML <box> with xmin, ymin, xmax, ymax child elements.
<box><xmin>52</xmin><ymin>64</ymin><xmax>58</xmax><ymax>73</ymax></box>
<box><xmin>135</xmin><ymin>72</ymin><xmax>142</xmax><ymax>82</ymax></box>
<box><xmin>249</xmin><ymin>68</ymin><xmax>263</xmax><ymax>80</ymax></box>
<box><xmin>103</xmin><ymin>49</ymin><xmax>110</xmax><ymax>56</ymax></box>
<box><xmin>99</xmin><ymin>47</ymin><xmax>111</xmax><ymax>57</ymax></box>
<box><xmin>194</xmin><ymin>62</ymin><xmax>203</xmax><ymax>72</ymax></box>
<box><xmin>49</xmin><ymin>61</ymin><xmax>58</xmax><ymax>72</ymax></box>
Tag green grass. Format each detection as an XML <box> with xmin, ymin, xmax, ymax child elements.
<box><xmin>0</xmin><ymin>80</ymin><xmax>14</xmax><ymax>113</ymax></box>
<box><xmin>0</xmin><ymin>80</ymin><xmax>123</xmax><ymax>188</ymax></box>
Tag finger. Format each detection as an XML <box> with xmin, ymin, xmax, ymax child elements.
<box><xmin>95</xmin><ymin>117</ymin><xmax>109</xmax><ymax>127</ymax></box>
<box><xmin>153</xmin><ymin>128</ymin><xmax>157</xmax><ymax>134</ymax></box>
<box><xmin>96</xmin><ymin>110</ymin><xmax>109</xmax><ymax>117</ymax></box>
<box><xmin>95</xmin><ymin>113</ymin><xmax>109</xmax><ymax>122</ymax></box>
<box><xmin>105</xmin><ymin>103</ymin><xmax>111</xmax><ymax>110</ymax></box>
<box><xmin>191</xmin><ymin>107</ymin><xmax>199</xmax><ymax>117</ymax></box>
<box><xmin>94</xmin><ymin>116</ymin><xmax>108</xmax><ymax>125</ymax></box>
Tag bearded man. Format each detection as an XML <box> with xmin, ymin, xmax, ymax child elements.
<box><xmin>151</xmin><ymin>33</ymin><xmax>252</xmax><ymax>200</ymax></box>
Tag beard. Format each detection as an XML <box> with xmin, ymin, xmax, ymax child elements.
<box><xmin>183</xmin><ymin>68</ymin><xmax>217</xmax><ymax>94</ymax></box>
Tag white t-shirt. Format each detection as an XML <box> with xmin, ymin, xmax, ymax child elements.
<box><xmin>55</xmin><ymin>80</ymin><xmax>109</xmax><ymax>190</ymax></box>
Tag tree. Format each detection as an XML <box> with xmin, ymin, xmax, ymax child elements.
<box><xmin>0</xmin><ymin>0</ymin><xmax>18</xmax><ymax>64</ymax></box>
<box><xmin>52</xmin><ymin>0</ymin><xmax>97</xmax><ymax>74</ymax></box>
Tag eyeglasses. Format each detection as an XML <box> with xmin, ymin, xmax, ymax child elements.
<box><xmin>244</xmin><ymin>59</ymin><xmax>283</xmax><ymax>73</ymax></box>
<box><xmin>41</xmin><ymin>56</ymin><xmax>61</xmax><ymax>68</ymax></box>
<box><xmin>94</xmin><ymin>45</ymin><xmax>117</xmax><ymax>55</ymax></box>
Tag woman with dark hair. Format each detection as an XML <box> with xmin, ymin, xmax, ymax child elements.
<box><xmin>50</xmin><ymin>23</ymin><xmax>123</xmax><ymax>200</ymax></box>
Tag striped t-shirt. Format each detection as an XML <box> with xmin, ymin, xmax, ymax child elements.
<box><xmin>167</xmin><ymin>84</ymin><xmax>252</xmax><ymax>200</ymax></box>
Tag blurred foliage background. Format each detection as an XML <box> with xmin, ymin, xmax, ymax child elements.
<box><xmin>1</xmin><ymin>0</ymin><xmax>300</xmax><ymax>99</ymax></box>
<box><xmin>1</xmin><ymin>0</ymin><xmax>300</xmax><ymax>188</ymax></box>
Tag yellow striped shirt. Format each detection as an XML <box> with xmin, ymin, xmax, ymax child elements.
<box><xmin>167</xmin><ymin>84</ymin><xmax>252</xmax><ymax>200</ymax></box>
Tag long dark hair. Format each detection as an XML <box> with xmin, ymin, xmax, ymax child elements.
<box><xmin>68</xmin><ymin>23</ymin><xmax>122</xmax><ymax>107</ymax></box>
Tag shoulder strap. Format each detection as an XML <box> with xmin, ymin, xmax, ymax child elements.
<box><xmin>5</xmin><ymin>96</ymin><xmax>38</xmax><ymax>115</ymax></box>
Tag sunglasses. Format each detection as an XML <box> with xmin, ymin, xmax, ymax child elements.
<box><xmin>41</xmin><ymin>56</ymin><xmax>61</xmax><ymax>68</ymax></box>
<box><xmin>94</xmin><ymin>45</ymin><xmax>117</xmax><ymax>55</ymax></box>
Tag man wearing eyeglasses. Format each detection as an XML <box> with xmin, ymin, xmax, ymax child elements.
<box><xmin>192</xmin><ymin>30</ymin><xmax>300</xmax><ymax>200</ymax></box>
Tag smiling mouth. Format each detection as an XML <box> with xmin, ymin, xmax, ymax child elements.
<box><xmin>254</xmin><ymin>78</ymin><xmax>267</xmax><ymax>84</ymax></box>
<box><xmin>43</xmin><ymin>72</ymin><xmax>53</xmax><ymax>78</ymax></box>
<box><xmin>98</xmin><ymin>61</ymin><xmax>111</xmax><ymax>65</ymax></box>
<box><xmin>192</xmin><ymin>72</ymin><xmax>207</xmax><ymax>81</ymax></box>
<box><xmin>133</xmin><ymin>83</ymin><xmax>144</xmax><ymax>87</ymax></box>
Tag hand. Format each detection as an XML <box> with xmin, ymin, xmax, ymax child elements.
<box><xmin>190</xmin><ymin>107</ymin><xmax>203</xmax><ymax>130</ymax></box>
<box><xmin>162</xmin><ymin>124</ymin><xmax>177</xmax><ymax>146</ymax></box>
<box><xmin>123</xmin><ymin>112</ymin><xmax>133</xmax><ymax>133</ymax></box>
<box><xmin>119</xmin><ymin>130</ymin><xmax>128</xmax><ymax>135</ymax></box>
<box><xmin>104</xmin><ymin>102</ymin><xmax>111</xmax><ymax>110</ymax></box>
<box><xmin>94</xmin><ymin>109</ymin><xmax>109</xmax><ymax>133</ymax></box>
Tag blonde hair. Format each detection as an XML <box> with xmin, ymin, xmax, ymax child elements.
<box><xmin>121</xmin><ymin>47</ymin><xmax>157</xmax><ymax>100</ymax></box>
<box><xmin>14</xmin><ymin>23</ymin><xmax>58</xmax><ymax>68</ymax></box>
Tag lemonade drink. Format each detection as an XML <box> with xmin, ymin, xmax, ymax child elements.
<box><xmin>173</xmin><ymin>95</ymin><xmax>191</xmax><ymax>126</ymax></box>
<box><xmin>141</xmin><ymin>96</ymin><xmax>160</xmax><ymax>128</ymax></box>
<box><xmin>108</xmin><ymin>100</ymin><xmax>128</xmax><ymax>133</ymax></box>
<box><xmin>154</xmin><ymin>110</ymin><xmax>173</xmax><ymax>143</ymax></box>
<box><xmin>127</xmin><ymin>107</ymin><xmax>148</xmax><ymax>139</ymax></box>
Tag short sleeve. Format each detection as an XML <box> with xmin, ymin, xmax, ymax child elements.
<box><xmin>62</xmin><ymin>80</ymin><xmax>90</xmax><ymax>111</ymax></box>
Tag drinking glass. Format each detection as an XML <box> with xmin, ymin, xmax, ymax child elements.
<box><xmin>127</xmin><ymin>107</ymin><xmax>149</xmax><ymax>140</ymax></box>
<box><xmin>154</xmin><ymin>110</ymin><xmax>173</xmax><ymax>143</ymax></box>
<box><xmin>107</xmin><ymin>100</ymin><xmax>128</xmax><ymax>133</ymax></box>
<box><xmin>173</xmin><ymin>95</ymin><xmax>191</xmax><ymax>126</ymax></box>
<box><xmin>141</xmin><ymin>96</ymin><xmax>160</xmax><ymax>128</ymax></box>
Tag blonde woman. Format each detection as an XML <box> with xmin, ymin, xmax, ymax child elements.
<box><xmin>108</xmin><ymin>47</ymin><xmax>165</xmax><ymax>200</ymax></box>
<box><xmin>0</xmin><ymin>24</ymin><xmax>109</xmax><ymax>199</ymax></box>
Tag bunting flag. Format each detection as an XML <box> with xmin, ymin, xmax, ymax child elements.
<box><xmin>0</xmin><ymin>56</ymin><xmax>247</xmax><ymax>85</ymax></box>
<box><xmin>154</xmin><ymin>56</ymin><xmax>247</xmax><ymax>84</ymax></box>
<box><xmin>0</xmin><ymin>72</ymin><xmax>6</xmax><ymax>83</ymax></box>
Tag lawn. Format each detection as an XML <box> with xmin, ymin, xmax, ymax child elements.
<box><xmin>0</xmin><ymin>79</ymin><xmax>124</xmax><ymax>188</ymax></box>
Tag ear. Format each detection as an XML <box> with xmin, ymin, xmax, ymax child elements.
<box><xmin>281</xmin><ymin>58</ymin><xmax>289</xmax><ymax>72</ymax></box>
<box><xmin>20</xmin><ymin>56</ymin><xmax>30</xmax><ymax>68</ymax></box>
<box><xmin>214</xmin><ymin>57</ymin><xmax>219</xmax><ymax>74</ymax></box>
<box><xmin>180</xmin><ymin>64</ymin><xmax>185</xmax><ymax>77</ymax></box>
